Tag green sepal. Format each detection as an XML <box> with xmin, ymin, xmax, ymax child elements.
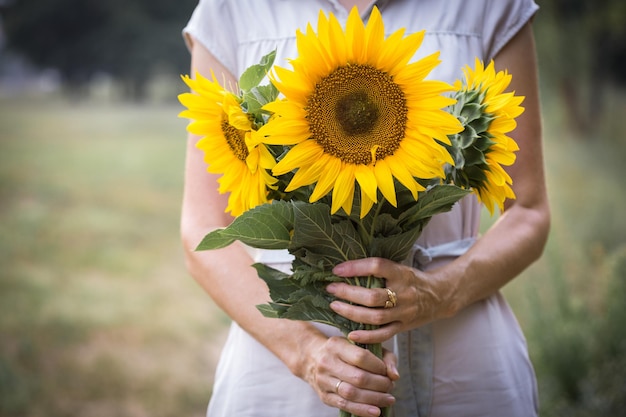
<box><xmin>469</xmin><ymin>113</ymin><xmax>494</xmax><ymax>134</ymax></box>
<box><xmin>463</xmin><ymin>146</ymin><xmax>488</xmax><ymax>166</ymax></box>
<box><xmin>458</xmin><ymin>125</ymin><xmax>480</xmax><ymax>149</ymax></box>
<box><xmin>460</xmin><ymin>102</ymin><xmax>483</xmax><ymax>124</ymax></box>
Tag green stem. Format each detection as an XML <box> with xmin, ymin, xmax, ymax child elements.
<box><xmin>355</xmin><ymin>195</ymin><xmax>387</xmax><ymax>251</ymax></box>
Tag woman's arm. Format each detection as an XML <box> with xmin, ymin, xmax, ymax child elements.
<box><xmin>328</xmin><ymin>22</ymin><xmax>550</xmax><ymax>344</ymax></box>
<box><xmin>181</xmin><ymin>36</ymin><xmax>397</xmax><ymax>416</ymax></box>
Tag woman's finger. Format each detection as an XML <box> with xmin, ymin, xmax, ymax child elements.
<box><xmin>329</xmin><ymin>381</ymin><xmax>395</xmax><ymax>417</ymax></box>
<box><xmin>332</xmin><ymin>257</ymin><xmax>398</xmax><ymax>280</ymax></box>
<box><xmin>382</xmin><ymin>349</ymin><xmax>400</xmax><ymax>381</ymax></box>
<box><xmin>327</xmin><ymin>283</ymin><xmax>391</xmax><ymax>307</ymax></box>
<box><xmin>317</xmin><ymin>338</ymin><xmax>396</xmax><ymax>416</ymax></box>
<box><xmin>334</xmin><ymin>337</ymin><xmax>388</xmax><ymax>377</ymax></box>
<box><xmin>330</xmin><ymin>300</ymin><xmax>394</xmax><ymax>326</ymax></box>
<box><xmin>348</xmin><ymin>323</ymin><xmax>404</xmax><ymax>345</ymax></box>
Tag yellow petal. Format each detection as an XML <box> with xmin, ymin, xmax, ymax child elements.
<box><xmin>331</xmin><ymin>164</ymin><xmax>356</xmax><ymax>214</ymax></box>
<box><xmin>310</xmin><ymin>157</ymin><xmax>342</xmax><ymax>200</ymax></box>
<box><xmin>373</xmin><ymin>160</ymin><xmax>397</xmax><ymax>206</ymax></box>
<box><xmin>273</xmin><ymin>141</ymin><xmax>323</xmax><ymax>175</ymax></box>
<box><xmin>354</xmin><ymin>164</ymin><xmax>379</xmax><ymax>203</ymax></box>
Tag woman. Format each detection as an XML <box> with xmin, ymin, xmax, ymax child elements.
<box><xmin>180</xmin><ymin>1</ymin><xmax>550</xmax><ymax>416</ymax></box>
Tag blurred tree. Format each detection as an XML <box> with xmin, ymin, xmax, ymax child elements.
<box><xmin>1</xmin><ymin>0</ymin><xmax>198</xmax><ymax>100</ymax></box>
<box><xmin>535</xmin><ymin>0</ymin><xmax>626</xmax><ymax>135</ymax></box>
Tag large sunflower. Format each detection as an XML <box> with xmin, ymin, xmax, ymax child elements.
<box><xmin>453</xmin><ymin>59</ymin><xmax>524</xmax><ymax>213</ymax></box>
<box><xmin>179</xmin><ymin>73</ymin><xmax>277</xmax><ymax>216</ymax></box>
<box><xmin>256</xmin><ymin>7</ymin><xmax>462</xmax><ymax>217</ymax></box>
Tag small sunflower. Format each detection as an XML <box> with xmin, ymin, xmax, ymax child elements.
<box><xmin>179</xmin><ymin>73</ymin><xmax>277</xmax><ymax>216</ymax></box>
<box><xmin>257</xmin><ymin>7</ymin><xmax>461</xmax><ymax>217</ymax></box>
<box><xmin>450</xmin><ymin>58</ymin><xmax>524</xmax><ymax>213</ymax></box>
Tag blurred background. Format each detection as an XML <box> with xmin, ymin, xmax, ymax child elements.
<box><xmin>0</xmin><ymin>0</ymin><xmax>624</xmax><ymax>416</ymax></box>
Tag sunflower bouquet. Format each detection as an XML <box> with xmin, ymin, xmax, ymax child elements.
<box><xmin>179</xmin><ymin>6</ymin><xmax>523</xmax><ymax>417</ymax></box>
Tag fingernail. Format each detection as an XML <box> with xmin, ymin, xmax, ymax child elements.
<box><xmin>332</xmin><ymin>264</ymin><xmax>346</xmax><ymax>275</ymax></box>
<box><xmin>326</xmin><ymin>283</ymin><xmax>338</xmax><ymax>294</ymax></box>
<box><xmin>390</xmin><ymin>363</ymin><xmax>400</xmax><ymax>379</ymax></box>
<box><xmin>348</xmin><ymin>332</ymin><xmax>361</xmax><ymax>343</ymax></box>
<box><xmin>367</xmin><ymin>407</ymin><xmax>381</xmax><ymax>417</ymax></box>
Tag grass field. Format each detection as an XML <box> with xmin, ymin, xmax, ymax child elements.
<box><xmin>0</xmin><ymin>95</ymin><xmax>229</xmax><ymax>416</ymax></box>
<box><xmin>0</xmin><ymin>92</ymin><xmax>624</xmax><ymax>416</ymax></box>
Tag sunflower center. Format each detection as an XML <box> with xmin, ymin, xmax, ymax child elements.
<box><xmin>307</xmin><ymin>64</ymin><xmax>407</xmax><ymax>165</ymax></box>
<box><xmin>221</xmin><ymin>119</ymin><xmax>248</xmax><ymax>161</ymax></box>
<box><xmin>336</xmin><ymin>91</ymin><xmax>379</xmax><ymax>135</ymax></box>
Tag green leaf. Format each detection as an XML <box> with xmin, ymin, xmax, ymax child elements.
<box><xmin>255</xmin><ymin>84</ymin><xmax>279</xmax><ymax>104</ymax></box>
<box><xmin>370</xmin><ymin>226</ymin><xmax>424</xmax><ymax>262</ymax></box>
<box><xmin>399</xmin><ymin>185</ymin><xmax>471</xmax><ymax>227</ymax></box>
<box><xmin>290</xmin><ymin>203</ymin><xmax>367</xmax><ymax>266</ymax></box>
<box><xmin>239</xmin><ymin>50</ymin><xmax>276</xmax><ymax>91</ymax></box>
<box><xmin>256</xmin><ymin>304</ymin><xmax>280</xmax><ymax>318</ymax></box>
<box><xmin>369</xmin><ymin>212</ymin><xmax>403</xmax><ymax>238</ymax></box>
<box><xmin>291</xmin><ymin>261</ymin><xmax>343</xmax><ymax>286</ymax></box>
<box><xmin>242</xmin><ymin>84</ymin><xmax>279</xmax><ymax>114</ymax></box>
<box><xmin>253</xmin><ymin>263</ymin><xmax>299</xmax><ymax>303</ymax></box>
<box><xmin>282</xmin><ymin>295</ymin><xmax>335</xmax><ymax>324</ymax></box>
<box><xmin>254</xmin><ymin>263</ymin><xmax>354</xmax><ymax>334</ymax></box>
<box><xmin>195</xmin><ymin>229</ymin><xmax>236</xmax><ymax>251</ymax></box>
<box><xmin>199</xmin><ymin>200</ymin><xmax>294</xmax><ymax>251</ymax></box>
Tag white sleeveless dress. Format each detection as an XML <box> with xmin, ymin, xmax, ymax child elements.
<box><xmin>183</xmin><ymin>1</ymin><xmax>540</xmax><ymax>416</ymax></box>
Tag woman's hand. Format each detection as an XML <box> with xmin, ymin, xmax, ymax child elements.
<box><xmin>301</xmin><ymin>335</ymin><xmax>399</xmax><ymax>417</ymax></box>
<box><xmin>328</xmin><ymin>258</ymin><xmax>459</xmax><ymax>345</ymax></box>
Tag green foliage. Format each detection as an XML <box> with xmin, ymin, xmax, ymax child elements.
<box><xmin>197</xmin><ymin>184</ymin><xmax>469</xmax><ymax>336</ymax></box>
<box><xmin>534</xmin><ymin>0</ymin><xmax>626</xmax><ymax>135</ymax></box>
<box><xmin>500</xmin><ymin>125</ymin><xmax>626</xmax><ymax>416</ymax></box>
<box><xmin>527</xmin><ymin>248</ymin><xmax>626</xmax><ymax>416</ymax></box>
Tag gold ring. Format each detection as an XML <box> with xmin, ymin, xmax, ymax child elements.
<box><xmin>335</xmin><ymin>379</ymin><xmax>343</xmax><ymax>393</ymax></box>
<box><xmin>384</xmin><ymin>288</ymin><xmax>397</xmax><ymax>308</ymax></box>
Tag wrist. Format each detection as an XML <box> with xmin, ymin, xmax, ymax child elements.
<box><xmin>280</xmin><ymin>323</ymin><xmax>327</xmax><ymax>381</ymax></box>
<box><xmin>428</xmin><ymin>264</ymin><xmax>466</xmax><ymax>319</ymax></box>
